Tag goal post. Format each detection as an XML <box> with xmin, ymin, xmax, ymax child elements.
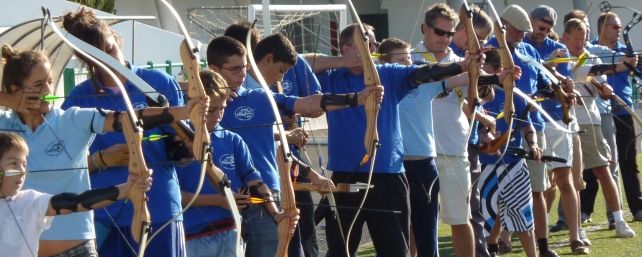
<box><xmin>187</xmin><ymin>4</ymin><xmax>347</xmax><ymax>56</ymax></box>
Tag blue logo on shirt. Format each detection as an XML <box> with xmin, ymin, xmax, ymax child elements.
<box><xmin>282</xmin><ymin>80</ymin><xmax>293</xmax><ymax>95</ymax></box>
<box><xmin>45</xmin><ymin>140</ymin><xmax>65</xmax><ymax>156</ymax></box>
<box><xmin>133</xmin><ymin>102</ymin><xmax>148</xmax><ymax>110</ymax></box>
<box><xmin>234</xmin><ymin>106</ymin><xmax>254</xmax><ymax>121</ymax></box>
<box><xmin>219</xmin><ymin>154</ymin><xmax>235</xmax><ymax>170</ymax></box>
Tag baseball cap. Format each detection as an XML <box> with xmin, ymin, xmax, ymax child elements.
<box><xmin>502</xmin><ymin>4</ymin><xmax>533</xmax><ymax>32</ymax></box>
<box><xmin>530</xmin><ymin>5</ymin><xmax>557</xmax><ymax>26</ymax></box>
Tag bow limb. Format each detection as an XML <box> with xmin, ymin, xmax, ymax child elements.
<box><xmin>245</xmin><ymin>22</ymin><xmax>297</xmax><ymax>257</ymax></box>
<box><xmin>486</xmin><ymin>0</ymin><xmax>516</xmax><ymax>162</ymax></box>
<box><xmin>343</xmin><ymin>1</ymin><xmax>381</xmax><ymax>256</ymax></box>
<box><xmin>43</xmin><ymin>8</ymin><xmax>152</xmax><ymax>256</ymax></box>
<box><xmin>153</xmin><ymin>1</ymin><xmax>243</xmax><ymax>255</ymax></box>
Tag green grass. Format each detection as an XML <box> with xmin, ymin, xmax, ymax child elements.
<box><xmin>356</xmin><ymin>155</ymin><xmax>642</xmax><ymax>257</ymax></box>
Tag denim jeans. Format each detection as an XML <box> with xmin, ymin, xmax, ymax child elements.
<box><xmin>187</xmin><ymin>229</ymin><xmax>239</xmax><ymax>257</ymax></box>
<box><xmin>50</xmin><ymin>240</ymin><xmax>98</xmax><ymax>257</ymax></box>
<box><xmin>243</xmin><ymin>194</ymin><xmax>279</xmax><ymax>257</ymax></box>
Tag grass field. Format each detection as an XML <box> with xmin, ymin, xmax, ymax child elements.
<box><xmin>356</xmin><ymin>155</ymin><xmax>642</xmax><ymax>257</ymax></box>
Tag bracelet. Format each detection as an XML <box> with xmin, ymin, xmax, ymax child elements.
<box><xmin>92</xmin><ymin>150</ymin><xmax>107</xmax><ymax>169</ymax></box>
<box><xmin>441</xmin><ymin>80</ymin><xmax>447</xmax><ymax>93</ymax></box>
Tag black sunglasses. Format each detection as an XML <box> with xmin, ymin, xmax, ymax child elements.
<box><xmin>431</xmin><ymin>26</ymin><xmax>455</xmax><ymax>37</ymax></box>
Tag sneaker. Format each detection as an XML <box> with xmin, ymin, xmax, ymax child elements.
<box><xmin>580</xmin><ymin>212</ymin><xmax>592</xmax><ymax>223</ymax></box>
<box><xmin>570</xmin><ymin>240</ymin><xmax>590</xmax><ymax>255</ymax></box>
<box><xmin>498</xmin><ymin>240</ymin><xmax>512</xmax><ymax>254</ymax></box>
<box><xmin>488</xmin><ymin>244</ymin><xmax>499</xmax><ymax>257</ymax></box>
<box><xmin>614</xmin><ymin>221</ymin><xmax>636</xmax><ymax>237</ymax></box>
<box><xmin>578</xmin><ymin>228</ymin><xmax>592</xmax><ymax>246</ymax></box>
<box><xmin>550</xmin><ymin>220</ymin><xmax>568</xmax><ymax>232</ymax></box>
<box><xmin>539</xmin><ymin>249</ymin><xmax>560</xmax><ymax>257</ymax></box>
<box><xmin>634</xmin><ymin>210</ymin><xmax>642</xmax><ymax>222</ymax></box>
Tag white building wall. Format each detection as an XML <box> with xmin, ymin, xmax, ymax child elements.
<box><xmin>0</xmin><ymin>0</ymin><xmax>190</xmax><ymax>67</ymax></box>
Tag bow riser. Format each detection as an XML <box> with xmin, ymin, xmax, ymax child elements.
<box><xmin>179</xmin><ymin>40</ymin><xmax>211</xmax><ymax>159</ymax></box>
<box><xmin>623</xmin><ymin>12</ymin><xmax>642</xmax><ymax>76</ymax></box>
<box><xmin>122</xmin><ymin>116</ymin><xmax>152</xmax><ymax>246</ymax></box>
<box><xmin>275</xmin><ymin>147</ymin><xmax>296</xmax><ymax>257</ymax></box>
<box><xmin>493</xmin><ymin>24</ymin><xmax>515</xmax><ymax>123</ymax></box>
<box><xmin>352</xmin><ymin>23</ymin><xmax>380</xmax><ymax>158</ymax></box>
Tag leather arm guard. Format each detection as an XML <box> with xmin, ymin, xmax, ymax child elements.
<box><xmin>412</xmin><ymin>62</ymin><xmax>463</xmax><ymax>84</ymax></box>
<box><xmin>50</xmin><ymin>186</ymin><xmax>120</xmax><ymax>215</ymax></box>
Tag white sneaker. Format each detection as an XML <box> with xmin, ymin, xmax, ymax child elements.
<box><xmin>578</xmin><ymin>227</ymin><xmax>591</xmax><ymax>246</ymax></box>
<box><xmin>615</xmin><ymin>221</ymin><xmax>636</xmax><ymax>238</ymax></box>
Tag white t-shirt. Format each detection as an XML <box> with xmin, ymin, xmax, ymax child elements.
<box><xmin>411</xmin><ymin>42</ymin><xmax>469</xmax><ymax>157</ymax></box>
<box><xmin>0</xmin><ymin>190</ymin><xmax>53</xmax><ymax>257</ymax></box>
<box><xmin>572</xmin><ymin>52</ymin><xmax>607</xmax><ymax>125</ymax></box>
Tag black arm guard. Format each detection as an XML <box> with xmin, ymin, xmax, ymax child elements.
<box><xmin>478</xmin><ymin>74</ymin><xmax>500</xmax><ymax>86</ymax></box>
<box><xmin>320</xmin><ymin>93</ymin><xmax>358</xmax><ymax>112</ymax></box>
<box><xmin>50</xmin><ymin>186</ymin><xmax>120</xmax><ymax>215</ymax></box>
<box><xmin>78</xmin><ymin>186</ymin><xmax>119</xmax><ymax>210</ymax></box>
<box><xmin>138</xmin><ymin>107</ymin><xmax>174</xmax><ymax>130</ymax></box>
<box><xmin>50</xmin><ymin>193</ymin><xmax>79</xmax><ymax>215</ymax></box>
<box><xmin>412</xmin><ymin>62</ymin><xmax>463</xmax><ymax>84</ymax></box>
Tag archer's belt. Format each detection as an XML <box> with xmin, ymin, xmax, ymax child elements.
<box><xmin>186</xmin><ymin>218</ymin><xmax>235</xmax><ymax>240</ymax></box>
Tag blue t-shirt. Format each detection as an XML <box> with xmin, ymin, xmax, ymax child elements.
<box><xmin>524</xmin><ymin>36</ymin><xmax>572</xmax><ymax>77</ymax></box>
<box><xmin>317</xmin><ymin>64</ymin><xmax>416</xmax><ymax>173</ymax></box>
<box><xmin>590</xmin><ymin>40</ymin><xmax>642</xmax><ymax>115</ymax></box>
<box><xmin>281</xmin><ymin>55</ymin><xmax>322</xmax><ymax>161</ymax></box>
<box><xmin>61</xmin><ymin>65</ymin><xmax>185</xmax><ymax>225</ymax></box>
<box><xmin>449</xmin><ymin>42</ymin><xmax>466</xmax><ymax>58</ymax></box>
<box><xmin>479</xmin><ymin>90</ymin><xmax>532</xmax><ymax>164</ymax></box>
<box><xmin>282</xmin><ymin>55</ymin><xmax>322</xmax><ymax>96</ymax></box>
<box><xmin>489</xmin><ymin>38</ymin><xmax>547</xmax><ymax>130</ymax></box>
<box><xmin>177</xmin><ymin>127</ymin><xmax>261</xmax><ymax>235</ymax></box>
<box><xmin>399</xmin><ymin>81</ymin><xmax>444</xmax><ymax>157</ymax></box>
<box><xmin>0</xmin><ymin>107</ymin><xmax>105</xmax><ymax>240</ymax></box>
<box><xmin>220</xmin><ymin>81</ymin><xmax>298</xmax><ymax>191</ymax></box>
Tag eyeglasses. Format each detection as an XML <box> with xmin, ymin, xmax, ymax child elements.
<box><xmin>431</xmin><ymin>26</ymin><xmax>455</xmax><ymax>37</ymax></box>
<box><xmin>221</xmin><ymin>64</ymin><xmax>249</xmax><ymax>74</ymax></box>
<box><xmin>0</xmin><ymin>170</ymin><xmax>26</xmax><ymax>177</ymax></box>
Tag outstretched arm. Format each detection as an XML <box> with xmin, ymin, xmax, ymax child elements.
<box><xmin>101</xmin><ymin>97</ymin><xmax>208</xmax><ymax>133</ymax></box>
<box><xmin>46</xmin><ymin>174</ymin><xmax>152</xmax><ymax>216</ymax></box>
<box><xmin>290</xmin><ymin>85</ymin><xmax>384</xmax><ymax>115</ymax></box>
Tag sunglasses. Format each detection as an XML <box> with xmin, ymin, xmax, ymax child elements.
<box><xmin>221</xmin><ymin>64</ymin><xmax>249</xmax><ymax>74</ymax></box>
<box><xmin>0</xmin><ymin>169</ymin><xmax>26</xmax><ymax>177</ymax></box>
<box><xmin>431</xmin><ymin>26</ymin><xmax>455</xmax><ymax>37</ymax></box>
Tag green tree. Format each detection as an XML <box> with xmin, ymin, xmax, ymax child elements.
<box><xmin>67</xmin><ymin>0</ymin><xmax>116</xmax><ymax>13</ymax></box>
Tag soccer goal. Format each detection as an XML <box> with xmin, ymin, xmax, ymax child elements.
<box><xmin>187</xmin><ymin>4</ymin><xmax>347</xmax><ymax>56</ymax></box>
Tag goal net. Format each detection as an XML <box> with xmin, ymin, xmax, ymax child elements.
<box><xmin>187</xmin><ymin>4</ymin><xmax>347</xmax><ymax>56</ymax></box>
